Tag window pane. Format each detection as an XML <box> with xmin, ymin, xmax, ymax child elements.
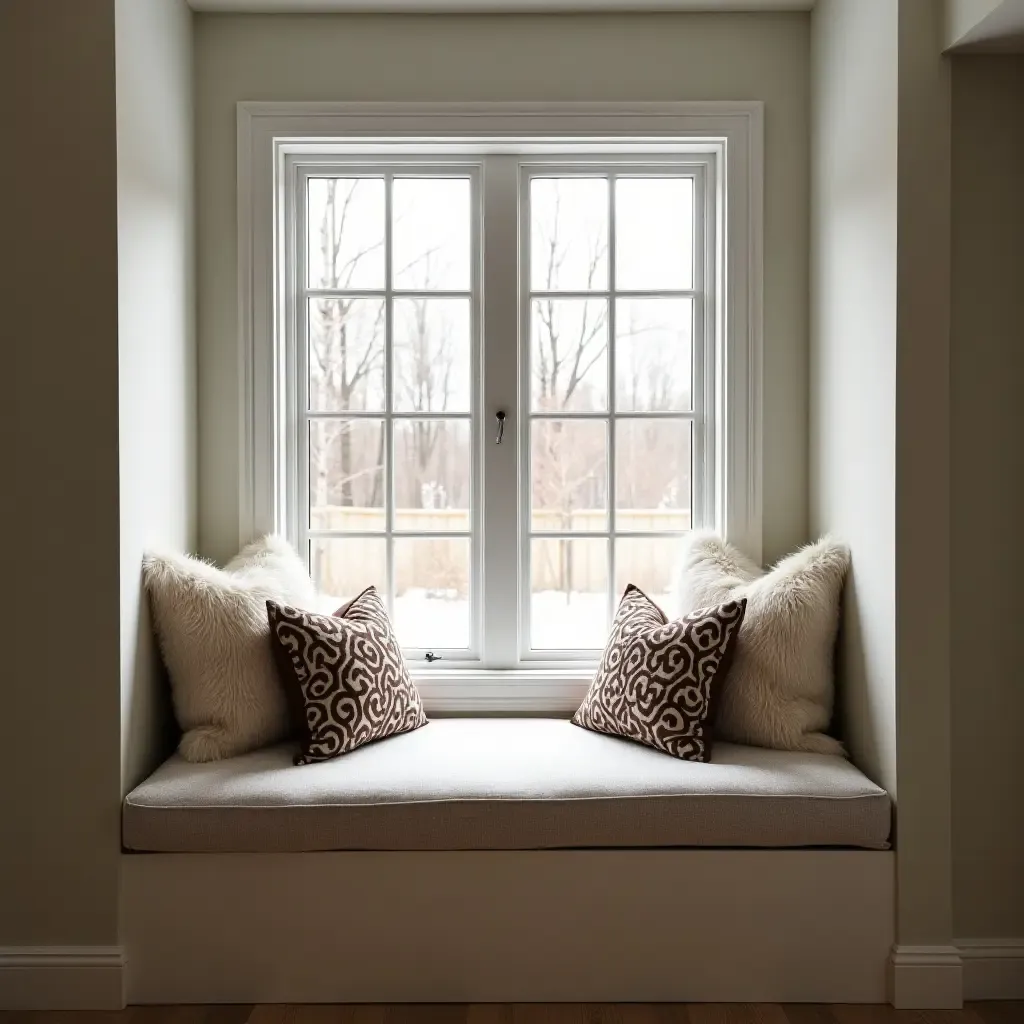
<box><xmin>530</xmin><ymin>538</ymin><xmax>608</xmax><ymax>650</ymax></box>
<box><xmin>615</xmin><ymin>538</ymin><xmax>682</xmax><ymax>609</ymax></box>
<box><xmin>394</xmin><ymin>419</ymin><xmax>471</xmax><ymax>532</ymax></box>
<box><xmin>393</xmin><ymin>298</ymin><xmax>471</xmax><ymax>413</ymax></box>
<box><xmin>311</xmin><ymin>538</ymin><xmax>386</xmax><ymax>607</ymax></box>
<box><xmin>615</xmin><ymin>298</ymin><xmax>693</xmax><ymax>412</ymax></box>
<box><xmin>615</xmin><ymin>178</ymin><xmax>693</xmax><ymax>290</ymax></box>
<box><xmin>530</xmin><ymin>299</ymin><xmax>608</xmax><ymax>412</ymax></box>
<box><xmin>615</xmin><ymin>419</ymin><xmax>692</xmax><ymax>529</ymax></box>
<box><xmin>308</xmin><ymin>298</ymin><xmax>386</xmax><ymax>412</ymax></box>
<box><xmin>307</xmin><ymin>178</ymin><xmax>385</xmax><ymax>290</ymax></box>
<box><xmin>530</xmin><ymin>178</ymin><xmax>608</xmax><ymax>292</ymax></box>
<box><xmin>392</xmin><ymin>178</ymin><xmax>471</xmax><ymax>291</ymax></box>
<box><xmin>309</xmin><ymin>419</ymin><xmax>385</xmax><ymax>531</ymax></box>
<box><xmin>531</xmin><ymin>419</ymin><xmax>608</xmax><ymax>532</ymax></box>
<box><xmin>393</xmin><ymin>538</ymin><xmax>470</xmax><ymax>649</ymax></box>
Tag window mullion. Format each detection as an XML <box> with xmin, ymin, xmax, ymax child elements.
<box><xmin>607</xmin><ymin>174</ymin><xmax>617</xmax><ymax>629</ymax></box>
<box><xmin>481</xmin><ymin>156</ymin><xmax>522</xmax><ymax>669</ymax></box>
<box><xmin>293</xmin><ymin>167</ymin><xmax>308</xmax><ymax>564</ymax></box>
<box><xmin>383</xmin><ymin>172</ymin><xmax>396</xmax><ymax>618</ymax></box>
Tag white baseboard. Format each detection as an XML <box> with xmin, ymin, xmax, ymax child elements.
<box><xmin>889</xmin><ymin>945</ymin><xmax>964</xmax><ymax>1009</ymax></box>
<box><xmin>0</xmin><ymin>946</ymin><xmax>125</xmax><ymax>1011</ymax></box>
<box><xmin>959</xmin><ymin>938</ymin><xmax>1024</xmax><ymax>1000</ymax></box>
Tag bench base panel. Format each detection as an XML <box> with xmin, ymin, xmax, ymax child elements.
<box><xmin>122</xmin><ymin>849</ymin><xmax>895</xmax><ymax>1004</ymax></box>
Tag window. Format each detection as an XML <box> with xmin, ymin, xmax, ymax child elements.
<box><xmin>299</xmin><ymin>170</ymin><xmax>481</xmax><ymax>655</ymax></box>
<box><xmin>522</xmin><ymin>170</ymin><xmax>703</xmax><ymax>658</ymax></box>
<box><xmin>240</xmin><ymin>104</ymin><xmax>762</xmax><ymax>710</ymax></box>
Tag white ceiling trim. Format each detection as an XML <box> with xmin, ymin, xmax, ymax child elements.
<box><xmin>189</xmin><ymin>0</ymin><xmax>812</xmax><ymax>13</ymax></box>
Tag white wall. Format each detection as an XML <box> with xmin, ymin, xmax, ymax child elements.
<box><xmin>809</xmin><ymin>0</ymin><xmax>898</xmax><ymax>798</ymax></box>
<box><xmin>812</xmin><ymin>0</ymin><xmax>958</xmax><ymax>966</ymax></box>
<box><xmin>950</xmin><ymin>54</ymin><xmax>1024</xmax><ymax>942</ymax></box>
<box><xmin>116</xmin><ymin>0</ymin><xmax>197</xmax><ymax>795</ymax></box>
<box><xmin>2</xmin><ymin>0</ymin><xmax>123</xmax><ymax>949</ymax></box>
<box><xmin>195</xmin><ymin>11</ymin><xmax>811</xmax><ymax>567</ymax></box>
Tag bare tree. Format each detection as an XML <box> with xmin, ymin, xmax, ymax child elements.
<box><xmin>531</xmin><ymin>183</ymin><xmax>610</xmax><ymax>598</ymax></box>
<box><xmin>309</xmin><ymin>179</ymin><xmax>388</xmax><ymax>513</ymax></box>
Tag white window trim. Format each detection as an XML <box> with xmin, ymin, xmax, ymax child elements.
<box><xmin>237</xmin><ymin>101</ymin><xmax>764</xmax><ymax>714</ymax></box>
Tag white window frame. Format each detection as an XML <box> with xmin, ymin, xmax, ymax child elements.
<box><xmin>292</xmin><ymin>160</ymin><xmax>485</xmax><ymax>663</ymax></box>
<box><xmin>517</xmin><ymin>158</ymin><xmax>714</xmax><ymax>666</ymax></box>
<box><xmin>238</xmin><ymin>102</ymin><xmax>763</xmax><ymax>714</ymax></box>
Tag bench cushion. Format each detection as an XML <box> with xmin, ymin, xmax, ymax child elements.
<box><xmin>122</xmin><ymin>718</ymin><xmax>891</xmax><ymax>852</ymax></box>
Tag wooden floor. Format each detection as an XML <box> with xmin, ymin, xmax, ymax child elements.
<box><xmin>0</xmin><ymin>1005</ymin><xmax>1020</xmax><ymax>1024</ymax></box>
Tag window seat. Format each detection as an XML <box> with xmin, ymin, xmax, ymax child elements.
<box><xmin>122</xmin><ymin>717</ymin><xmax>890</xmax><ymax>853</ymax></box>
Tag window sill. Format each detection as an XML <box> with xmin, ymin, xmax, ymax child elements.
<box><xmin>408</xmin><ymin>668</ymin><xmax>594</xmax><ymax>715</ymax></box>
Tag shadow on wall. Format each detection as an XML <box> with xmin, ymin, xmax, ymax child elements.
<box><xmin>123</xmin><ymin>573</ymin><xmax>178</xmax><ymax>795</ymax></box>
<box><xmin>833</xmin><ymin>566</ymin><xmax>887</xmax><ymax>797</ymax></box>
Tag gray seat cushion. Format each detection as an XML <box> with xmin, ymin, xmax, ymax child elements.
<box><xmin>122</xmin><ymin>718</ymin><xmax>891</xmax><ymax>852</ymax></box>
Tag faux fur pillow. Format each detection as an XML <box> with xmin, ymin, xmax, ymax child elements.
<box><xmin>675</xmin><ymin>533</ymin><xmax>850</xmax><ymax>755</ymax></box>
<box><xmin>144</xmin><ymin>536</ymin><xmax>318</xmax><ymax>762</ymax></box>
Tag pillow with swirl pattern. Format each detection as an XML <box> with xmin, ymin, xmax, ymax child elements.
<box><xmin>572</xmin><ymin>585</ymin><xmax>747</xmax><ymax>762</ymax></box>
<box><xmin>266</xmin><ymin>587</ymin><xmax>427</xmax><ymax>765</ymax></box>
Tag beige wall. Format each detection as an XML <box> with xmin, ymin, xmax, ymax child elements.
<box><xmin>809</xmin><ymin>0</ymin><xmax>898</xmax><ymax>798</ymax></box>
<box><xmin>1</xmin><ymin>0</ymin><xmax>123</xmax><ymax>946</ymax></box>
<box><xmin>950</xmin><ymin>55</ymin><xmax>1024</xmax><ymax>940</ymax></box>
<box><xmin>116</xmin><ymin>0</ymin><xmax>197</xmax><ymax>796</ymax></box>
<box><xmin>894</xmin><ymin>0</ymin><xmax>955</xmax><ymax>950</ymax></box>
<box><xmin>195</xmin><ymin>11</ymin><xmax>811</xmax><ymax>567</ymax></box>
<box><xmin>811</xmin><ymin>0</ymin><xmax>958</xmax><ymax>953</ymax></box>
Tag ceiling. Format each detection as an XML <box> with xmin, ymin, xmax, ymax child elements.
<box><xmin>188</xmin><ymin>0</ymin><xmax>812</xmax><ymax>12</ymax></box>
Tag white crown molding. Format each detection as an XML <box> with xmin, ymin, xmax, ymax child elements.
<box><xmin>889</xmin><ymin>944</ymin><xmax>963</xmax><ymax>1009</ymax></box>
<box><xmin>958</xmin><ymin>938</ymin><xmax>1024</xmax><ymax>1000</ymax></box>
<box><xmin>0</xmin><ymin>946</ymin><xmax>125</xmax><ymax>1011</ymax></box>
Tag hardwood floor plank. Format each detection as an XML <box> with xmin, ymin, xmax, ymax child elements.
<box><xmin>616</xmin><ymin>1004</ymin><xmax>691</xmax><ymax>1024</ymax></box>
<box><xmin>832</xmin><ymin>1006</ymin><xmax>993</xmax><ymax>1024</ymax></box>
<box><xmin>0</xmin><ymin>1004</ymin><xmax>1019</xmax><ymax>1024</ymax></box>
<box><xmin>509</xmin><ymin>1003</ymin><xmax>585</xmax><ymax>1024</ymax></box>
<box><xmin>830</xmin><ymin>1007</ymin><xmax>904</xmax><ymax>1024</ymax></box>
<box><xmin>383</xmin><ymin>1006</ymin><xmax>466</xmax><ymax>1024</ymax></box>
<box><xmin>350</xmin><ymin>1006</ymin><xmax>388</xmax><ymax>1024</ymax></box>
<box><xmin>202</xmin><ymin>1008</ymin><xmax>258</xmax><ymax>1024</ymax></box>
<box><xmin>967</xmin><ymin>1004</ymin><xmax>1024</xmax><ymax>1024</ymax></box>
<box><xmin>128</xmin><ymin>1010</ymin><xmax>204</xmax><ymax>1024</ymax></box>
<box><xmin>689</xmin><ymin>1006</ymin><xmax>789</xmax><ymax>1024</ymax></box>
<box><xmin>916</xmin><ymin>1009</ymin><xmax>991</xmax><ymax>1024</ymax></box>
<box><xmin>466</xmin><ymin>1005</ymin><xmax>514</xmax><ymax>1024</ymax></box>
<box><xmin>289</xmin><ymin>1007</ymin><xmax>357</xmax><ymax>1024</ymax></box>
<box><xmin>511</xmin><ymin>1006</ymin><xmax>585</xmax><ymax>1024</ymax></box>
<box><xmin>781</xmin><ymin>1005</ymin><xmax>840</xmax><ymax>1024</ymax></box>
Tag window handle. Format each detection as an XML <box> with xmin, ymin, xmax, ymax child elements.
<box><xmin>495</xmin><ymin>410</ymin><xmax>506</xmax><ymax>444</ymax></box>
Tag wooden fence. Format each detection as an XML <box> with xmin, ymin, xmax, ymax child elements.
<box><xmin>311</xmin><ymin>507</ymin><xmax>691</xmax><ymax>596</ymax></box>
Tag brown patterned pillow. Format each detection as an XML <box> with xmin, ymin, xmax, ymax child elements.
<box><xmin>266</xmin><ymin>587</ymin><xmax>427</xmax><ymax>765</ymax></box>
<box><xmin>572</xmin><ymin>585</ymin><xmax>747</xmax><ymax>761</ymax></box>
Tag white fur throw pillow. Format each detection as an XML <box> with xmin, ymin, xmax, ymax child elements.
<box><xmin>675</xmin><ymin>533</ymin><xmax>850</xmax><ymax>755</ymax></box>
<box><xmin>144</xmin><ymin>536</ymin><xmax>318</xmax><ymax>762</ymax></box>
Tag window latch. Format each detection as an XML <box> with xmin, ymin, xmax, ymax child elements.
<box><xmin>425</xmin><ymin>651</ymin><xmax>442</xmax><ymax>663</ymax></box>
<box><xmin>495</xmin><ymin>410</ymin><xmax>506</xmax><ymax>444</ymax></box>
